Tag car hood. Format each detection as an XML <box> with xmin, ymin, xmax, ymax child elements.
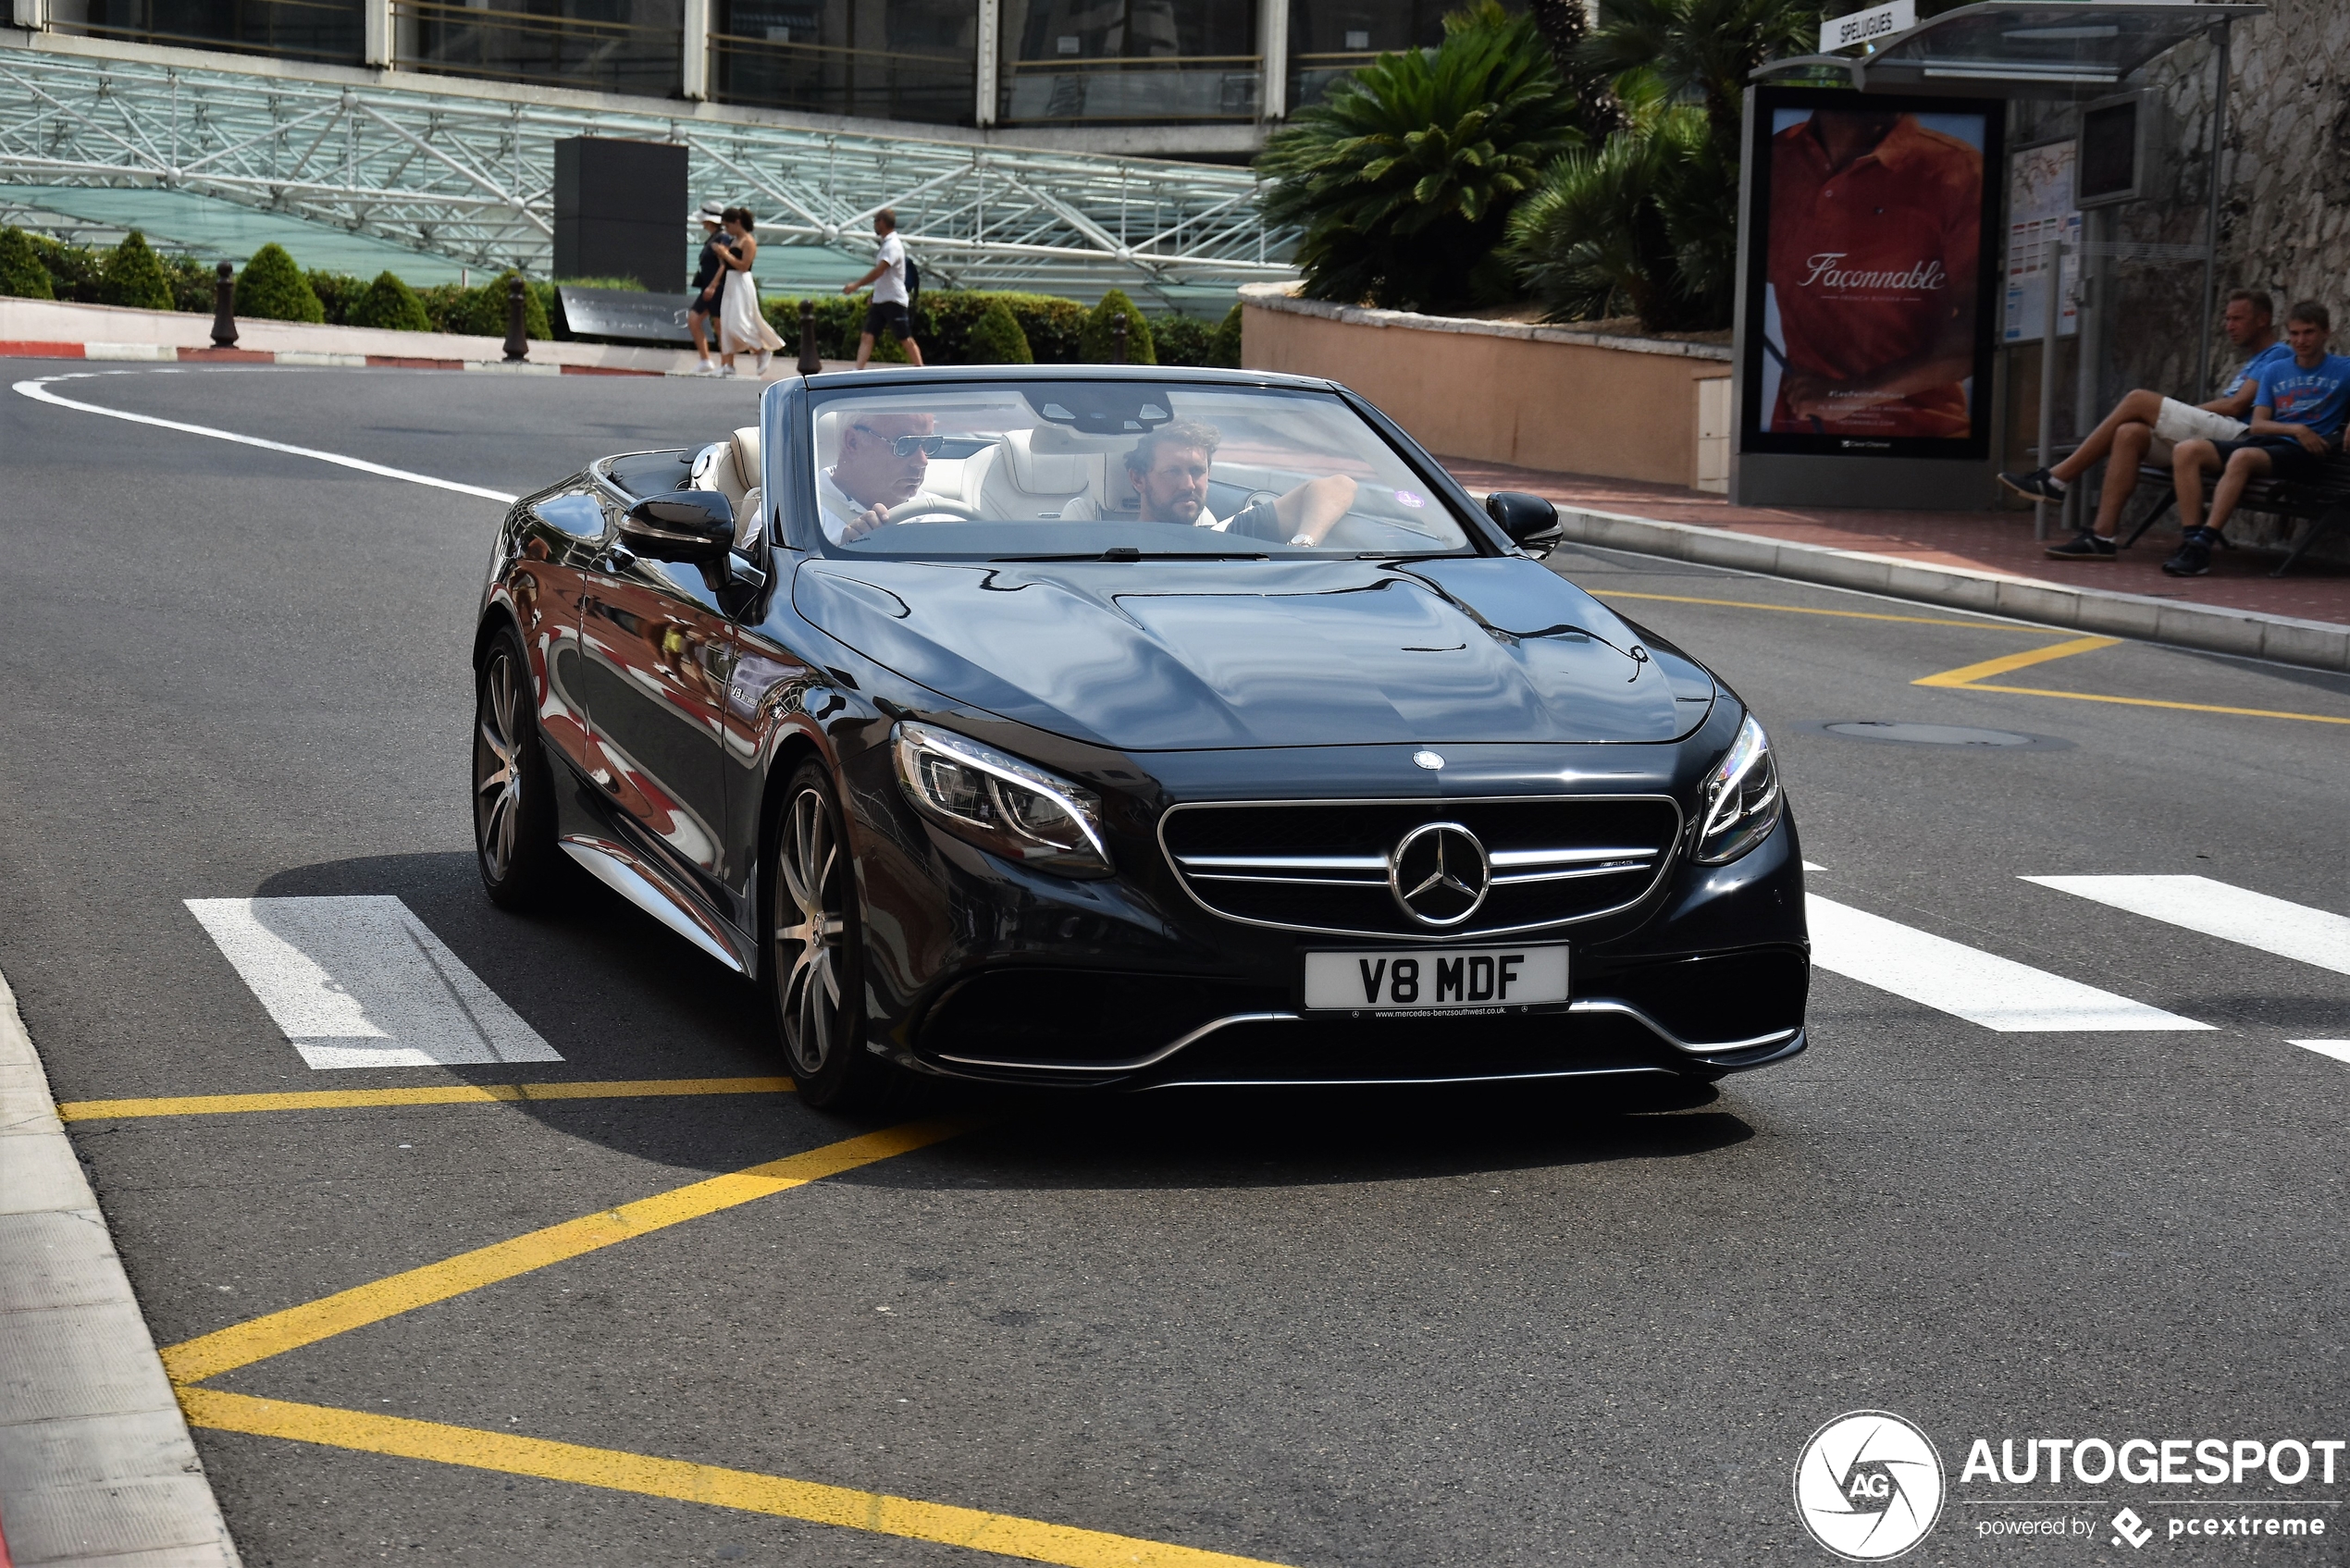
<box><xmin>791</xmin><ymin>555</ymin><xmax>1713</xmax><ymax>751</ymax></box>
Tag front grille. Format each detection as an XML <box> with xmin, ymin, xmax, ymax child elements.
<box><xmin>1160</xmin><ymin>796</ymin><xmax>1682</xmax><ymax>939</ymax></box>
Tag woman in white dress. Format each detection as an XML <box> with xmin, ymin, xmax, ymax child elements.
<box><xmin>716</xmin><ymin>207</ymin><xmax>784</xmax><ymax>377</ymax></box>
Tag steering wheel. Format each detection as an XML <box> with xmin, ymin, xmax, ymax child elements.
<box><xmin>881</xmin><ymin>498</ymin><xmax>986</xmax><ymax>525</ymax></box>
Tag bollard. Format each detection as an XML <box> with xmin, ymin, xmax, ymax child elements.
<box><xmin>797</xmin><ymin>299</ymin><xmax>822</xmax><ymax>377</ymax></box>
<box><xmin>503</xmin><ymin>276</ymin><xmax>529</xmax><ymax>362</ymax></box>
<box><xmin>1112</xmin><ymin>314</ymin><xmax>1127</xmax><ymax>364</ymax></box>
<box><xmin>210</xmin><ymin>260</ymin><xmax>238</xmax><ymax>349</ymax></box>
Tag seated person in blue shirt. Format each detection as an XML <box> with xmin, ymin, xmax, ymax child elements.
<box><xmin>2164</xmin><ymin>300</ymin><xmax>2349</xmax><ymax>576</ymax></box>
<box><xmin>2010</xmin><ymin>289</ymin><xmax>2286</xmax><ymax>559</ymax></box>
<box><xmin>1060</xmin><ymin>422</ymin><xmax>1357</xmax><ymax>546</ymax></box>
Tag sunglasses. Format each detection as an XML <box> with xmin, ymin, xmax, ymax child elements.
<box><xmin>852</xmin><ymin>427</ymin><xmax>946</xmax><ymax>458</ymax></box>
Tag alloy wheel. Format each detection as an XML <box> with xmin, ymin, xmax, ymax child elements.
<box><xmin>775</xmin><ymin>784</ymin><xmax>850</xmax><ymax>1079</ymax></box>
<box><xmin>474</xmin><ymin>649</ymin><xmax>526</xmax><ymax>882</ymax></box>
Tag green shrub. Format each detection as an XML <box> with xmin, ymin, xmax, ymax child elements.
<box><xmin>1210</xmin><ymin>302</ymin><xmax>1243</xmax><ymax>367</ymax></box>
<box><xmin>0</xmin><ymin>227</ymin><xmax>54</xmax><ymax>300</ymax></box>
<box><xmin>1080</xmin><ymin>289</ymin><xmax>1156</xmax><ymax>364</ymax></box>
<box><xmin>306</xmin><ymin>269</ymin><xmax>372</xmax><ymax>327</ymax></box>
<box><xmin>99</xmin><ymin>230</ymin><xmax>172</xmax><ymax>310</ymax></box>
<box><xmin>30</xmin><ymin>232</ymin><xmax>103</xmax><ymax>303</ymax></box>
<box><xmin>236</xmin><ymin>243</ymin><xmax>324</xmax><ymax>323</ymax></box>
<box><xmin>163</xmin><ymin>253</ymin><xmax>219</xmax><ymax>314</ymax></box>
<box><xmin>964</xmin><ymin>301</ymin><xmax>1033</xmax><ymax>364</ymax></box>
<box><xmin>1153</xmin><ymin>314</ymin><xmax>1224</xmax><ymax>368</ymax></box>
<box><xmin>445</xmin><ymin>270</ymin><xmax>551</xmax><ymax>340</ymax></box>
<box><xmin>350</xmin><ymin>270</ymin><xmax>431</xmax><ymax>332</ymax></box>
<box><xmin>1256</xmin><ymin>0</ymin><xmax>1584</xmax><ymax>312</ymax></box>
<box><xmin>761</xmin><ymin>290</ymin><xmax>1091</xmax><ymax>365</ymax></box>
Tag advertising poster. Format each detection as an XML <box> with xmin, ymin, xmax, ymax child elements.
<box><xmin>2003</xmin><ymin>139</ymin><xmax>2081</xmax><ymax>342</ymax></box>
<box><xmin>1741</xmin><ymin>86</ymin><xmax>2003</xmax><ymax>458</ymax></box>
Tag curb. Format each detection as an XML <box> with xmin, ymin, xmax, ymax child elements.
<box><xmin>0</xmin><ymin>969</ymin><xmax>241</xmax><ymax>1568</ymax></box>
<box><xmin>1551</xmin><ymin>503</ymin><xmax>2350</xmax><ymax>674</ymax></box>
<box><xmin>0</xmin><ymin>341</ymin><xmax>656</xmax><ymax>376</ymax></box>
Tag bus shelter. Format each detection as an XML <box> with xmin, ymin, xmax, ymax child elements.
<box><xmin>1733</xmin><ymin>1</ymin><xmax>2263</xmax><ymax>515</ymax></box>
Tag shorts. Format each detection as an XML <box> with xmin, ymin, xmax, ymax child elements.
<box><xmin>688</xmin><ymin>291</ymin><xmax>720</xmax><ymax>317</ymax></box>
<box><xmin>2211</xmin><ymin>435</ymin><xmax>2331</xmax><ymax>486</ymax></box>
<box><xmin>863</xmin><ymin>301</ymin><xmax>915</xmax><ymax>339</ymax></box>
<box><xmin>2145</xmin><ymin>396</ymin><xmax>2245</xmax><ymax>462</ymax></box>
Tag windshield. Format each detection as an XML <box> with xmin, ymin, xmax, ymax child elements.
<box><xmin>802</xmin><ymin>379</ymin><xmax>1478</xmax><ymax>559</ymax></box>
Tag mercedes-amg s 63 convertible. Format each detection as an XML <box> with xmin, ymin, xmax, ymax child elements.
<box><xmin>471</xmin><ymin>367</ymin><xmax>1808</xmax><ymax>1105</ymax></box>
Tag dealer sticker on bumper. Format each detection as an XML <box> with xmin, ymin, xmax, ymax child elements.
<box><xmin>1304</xmin><ymin>945</ymin><xmax>1568</xmax><ymax>1013</ymax></box>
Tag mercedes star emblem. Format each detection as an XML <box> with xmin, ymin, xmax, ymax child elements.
<box><xmin>1389</xmin><ymin>821</ymin><xmax>1490</xmax><ymax>927</ymax></box>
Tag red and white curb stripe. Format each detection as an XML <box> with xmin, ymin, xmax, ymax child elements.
<box><xmin>0</xmin><ymin>340</ymin><xmax>675</xmax><ymax>375</ymax></box>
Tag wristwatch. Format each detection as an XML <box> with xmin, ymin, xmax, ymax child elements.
<box><xmin>1288</xmin><ymin>532</ymin><xmax>1317</xmax><ymax>547</ymax></box>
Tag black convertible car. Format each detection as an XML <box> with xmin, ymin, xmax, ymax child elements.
<box><xmin>472</xmin><ymin>367</ymin><xmax>1807</xmax><ymax>1105</ymax></box>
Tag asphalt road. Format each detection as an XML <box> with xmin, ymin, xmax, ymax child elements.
<box><xmin>4</xmin><ymin>362</ymin><xmax>2348</xmax><ymax>1567</ymax></box>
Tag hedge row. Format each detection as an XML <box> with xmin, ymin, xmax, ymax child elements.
<box><xmin>0</xmin><ymin>228</ymin><xmax>1243</xmax><ymax>364</ymax></box>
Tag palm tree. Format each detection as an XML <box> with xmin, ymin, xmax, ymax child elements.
<box><xmin>1579</xmin><ymin>0</ymin><xmax>1817</xmax><ymax>145</ymax></box>
<box><xmin>1256</xmin><ymin>3</ymin><xmax>1586</xmax><ymax>313</ymax></box>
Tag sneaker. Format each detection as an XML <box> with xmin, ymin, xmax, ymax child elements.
<box><xmin>2044</xmin><ymin>531</ymin><xmax>2117</xmax><ymax>560</ymax></box>
<box><xmin>693</xmin><ymin>360</ymin><xmax>718</xmax><ymax>377</ymax></box>
<box><xmin>2162</xmin><ymin>528</ymin><xmax>2215</xmax><ymax>576</ymax></box>
<box><xmin>1999</xmin><ymin>467</ymin><xmax>2068</xmax><ymax>501</ymax></box>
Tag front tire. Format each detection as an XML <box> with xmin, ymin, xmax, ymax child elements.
<box><xmin>769</xmin><ymin>761</ymin><xmax>892</xmax><ymax>1109</ymax></box>
<box><xmin>473</xmin><ymin>627</ymin><xmax>560</xmax><ymax>907</ymax></box>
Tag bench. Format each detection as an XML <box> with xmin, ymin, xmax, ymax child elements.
<box><xmin>2117</xmin><ymin>450</ymin><xmax>2350</xmax><ymax>576</ymax></box>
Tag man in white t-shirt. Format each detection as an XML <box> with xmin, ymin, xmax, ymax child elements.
<box><xmin>1059</xmin><ymin>421</ymin><xmax>1357</xmax><ymax>546</ymax></box>
<box><xmin>842</xmin><ymin>208</ymin><xmax>926</xmax><ymax>373</ymax></box>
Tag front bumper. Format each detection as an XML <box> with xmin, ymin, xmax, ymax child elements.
<box><xmin>847</xmin><ymin>728</ymin><xmax>1810</xmax><ymax>1089</ymax></box>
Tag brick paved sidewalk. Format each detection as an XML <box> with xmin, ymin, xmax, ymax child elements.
<box><xmin>1441</xmin><ymin>456</ymin><xmax>2350</xmax><ymax>629</ymax></box>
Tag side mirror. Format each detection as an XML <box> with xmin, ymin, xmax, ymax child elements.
<box><xmin>1484</xmin><ymin>490</ymin><xmax>1560</xmax><ymax>544</ymax></box>
<box><xmin>620</xmin><ymin>490</ymin><xmax>734</xmax><ymax>562</ymax></box>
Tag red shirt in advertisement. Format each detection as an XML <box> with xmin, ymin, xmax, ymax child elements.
<box><xmin>1767</xmin><ymin>112</ymin><xmax>1982</xmax><ymax>438</ymax></box>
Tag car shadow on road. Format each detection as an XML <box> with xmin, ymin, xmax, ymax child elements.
<box><xmin>248</xmin><ymin>853</ymin><xmax>1753</xmax><ymax>1187</ymax></box>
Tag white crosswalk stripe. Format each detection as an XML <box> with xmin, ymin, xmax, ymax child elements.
<box><xmin>2290</xmin><ymin>1041</ymin><xmax>2350</xmax><ymax>1064</ymax></box>
<box><xmin>1805</xmin><ymin>895</ymin><xmax>2214</xmax><ymax>1032</ymax></box>
<box><xmin>2022</xmin><ymin>875</ymin><xmax>2350</xmax><ymax>977</ymax></box>
<box><xmin>186</xmin><ymin>895</ymin><xmax>562</xmax><ymax>1069</ymax></box>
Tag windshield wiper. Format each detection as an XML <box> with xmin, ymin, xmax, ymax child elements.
<box><xmin>988</xmin><ymin>549</ymin><xmax>1271</xmax><ymax>562</ymax></box>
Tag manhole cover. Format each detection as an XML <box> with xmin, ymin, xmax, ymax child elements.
<box><xmin>1817</xmin><ymin>721</ymin><xmax>2062</xmax><ymax>748</ymax></box>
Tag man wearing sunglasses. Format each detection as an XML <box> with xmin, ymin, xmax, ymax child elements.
<box><xmin>823</xmin><ymin>413</ymin><xmax>959</xmax><ymax>543</ymax></box>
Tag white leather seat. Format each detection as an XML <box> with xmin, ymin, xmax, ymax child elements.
<box><xmin>978</xmin><ymin>426</ymin><xmax>1115</xmax><ymax>519</ymax></box>
<box><xmin>689</xmin><ymin>426</ymin><xmax>763</xmax><ymax>549</ymax></box>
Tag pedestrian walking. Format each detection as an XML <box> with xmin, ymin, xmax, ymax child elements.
<box><xmin>843</xmin><ymin>208</ymin><xmax>925</xmax><ymax>371</ymax></box>
<box><xmin>716</xmin><ymin>208</ymin><xmax>784</xmax><ymax>377</ymax></box>
<box><xmin>688</xmin><ymin>197</ymin><xmax>727</xmax><ymax>376</ymax></box>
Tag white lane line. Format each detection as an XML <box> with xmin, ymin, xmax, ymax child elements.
<box><xmin>2290</xmin><ymin>1041</ymin><xmax>2350</xmax><ymax>1064</ymax></box>
<box><xmin>186</xmin><ymin>896</ymin><xmax>561</xmax><ymax>1068</ymax></box>
<box><xmin>2023</xmin><ymin>875</ymin><xmax>2350</xmax><ymax>977</ymax></box>
<box><xmin>1806</xmin><ymin>894</ymin><xmax>2213</xmax><ymax>1032</ymax></box>
<box><xmin>12</xmin><ymin>374</ymin><xmax>518</xmax><ymax>503</ymax></box>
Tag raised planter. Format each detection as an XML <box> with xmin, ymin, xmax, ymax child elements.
<box><xmin>1239</xmin><ymin>282</ymin><xmax>1734</xmax><ymax>492</ymax></box>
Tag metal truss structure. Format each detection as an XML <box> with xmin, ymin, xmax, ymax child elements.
<box><xmin>0</xmin><ymin>44</ymin><xmax>1297</xmax><ymax>304</ymax></box>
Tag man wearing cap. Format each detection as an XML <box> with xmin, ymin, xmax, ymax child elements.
<box><xmin>688</xmin><ymin>199</ymin><xmax>727</xmax><ymax>377</ymax></box>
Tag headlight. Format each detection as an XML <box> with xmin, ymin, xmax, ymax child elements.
<box><xmin>1694</xmin><ymin>714</ymin><xmax>1781</xmax><ymax>864</ymax></box>
<box><xmin>892</xmin><ymin>722</ymin><xmax>1112</xmax><ymax>879</ymax></box>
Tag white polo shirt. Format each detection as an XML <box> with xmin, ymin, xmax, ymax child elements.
<box><xmin>872</xmin><ymin>233</ymin><xmax>909</xmax><ymax>305</ymax></box>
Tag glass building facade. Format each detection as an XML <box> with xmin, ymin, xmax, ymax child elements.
<box><xmin>47</xmin><ymin>0</ymin><xmax>364</xmax><ymax>65</ymax></box>
<box><xmin>1285</xmin><ymin>0</ymin><xmax>1456</xmax><ymax>110</ymax></box>
<box><xmin>713</xmin><ymin>0</ymin><xmax>977</xmax><ymax>124</ymax></box>
<box><xmin>996</xmin><ymin>0</ymin><xmax>1260</xmax><ymax>127</ymax></box>
<box><xmin>394</xmin><ymin>0</ymin><xmax>684</xmax><ymax>96</ymax></box>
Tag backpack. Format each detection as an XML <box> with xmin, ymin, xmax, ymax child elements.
<box><xmin>903</xmin><ymin>253</ymin><xmax>921</xmax><ymax>316</ymax></box>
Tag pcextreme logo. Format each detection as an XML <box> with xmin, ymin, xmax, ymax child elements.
<box><xmin>1795</xmin><ymin>1411</ymin><xmax>1948</xmax><ymax>1561</ymax></box>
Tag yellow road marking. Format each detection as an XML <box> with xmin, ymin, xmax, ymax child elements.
<box><xmin>1911</xmin><ymin>634</ymin><xmax>2121</xmax><ymax>686</ymax></box>
<box><xmin>1944</xmin><ymin>683</ymin><xmax>2350</xmax><ymax>724</ymax></box>
<box><xmin>58</xmin><ymin>1077</ymin><xmax>795</xmax><ymax>1122</ymax></box>
<box><xmin>179</xmin><ymin>1389</ymin><xmax>1292</xmax><ymax>1568</ymax></box>
<box><xmin>161</xmin><ymin>1118</ymin><xmax>972</xmax><ymax>1384</ymax></box>
<box><xmin>1594</xmin><ymin>589</ymin><xmax>2028</xmax><ymax>631</ymax></box>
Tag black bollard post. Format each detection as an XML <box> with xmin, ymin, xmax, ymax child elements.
<box><xmin>210</xmin><ymin>260</ymin><xmax>238</xmax><ymax>349</ymax></box>
<box><xmin>503</xmin><ymin>276</ymin><xmax>529</xmax><ymax>362</ymax></box>
<box><xmin>1112</xmin><ymin>314</ymin><xmax>1127</xmax><ymax>365</ymax></box>
<box><xmin>797</xmin><ymin>300</ymin><xmax>822</xmax><ymax>377</ymax></box>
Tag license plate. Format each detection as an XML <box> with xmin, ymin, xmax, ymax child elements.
<box><xmin>1303</xmin><ymin>945</ymin><xmax>1568</xmax><ymax>1014</ymax></box>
